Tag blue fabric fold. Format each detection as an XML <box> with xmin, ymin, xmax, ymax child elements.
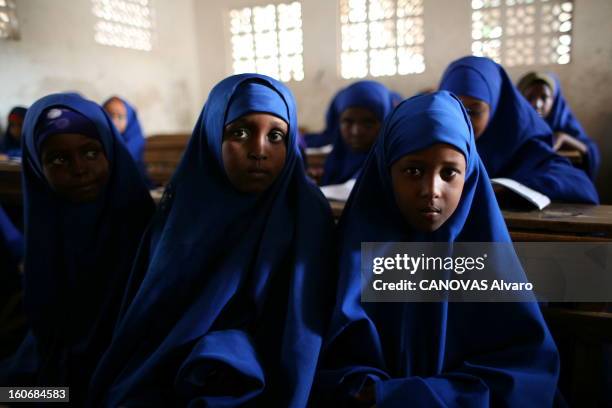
<box><xmin>545</xmin><ymin>74</ymin><xmax>600</xmax><ymax>180</ymax></box>
<box><xmin>315</xmin><ymin>91</ymin><xmax>560</xmax><ymax>407</ymax></box>
<box><xmin>440</xmin><ymin>56</ymin><xmax>598</xmax><ymax>204</ymax></box>
<box><xmin>89</xmin><ymin>74</ymin><xmax>336</xmax><ymax>407</ymax></box>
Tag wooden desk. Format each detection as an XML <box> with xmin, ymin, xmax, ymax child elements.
<box><xmin>503</xmin><ymin>203</ymin><xmax>612</xmax><ymax>241</ymax></box>
<box><xmin>326</xmin><ymin>201</ymin><xmax>612</xmax><ymax>241</ymax></box>
<box><xmin>144</xmin><ymin>134</ymin><xmax>190</xmax><ymax>186</ymax></box>
<box><xmin>0</xmin><ymin>161</ymin><xmax>22</xmax><ymax>205</ymax></box>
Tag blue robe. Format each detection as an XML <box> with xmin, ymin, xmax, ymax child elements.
<box><xmin>0</xmin><ymin>93</ymin><xmax>154</xmax><ymax>405</ymax></box>
<box><xmin>89</xmin><ymin>74</ymin><xmax>336</xmax><ymax>407</ymax></box>
<box><xmin>315</xmin><ymin>91</ymin><xmax>559</xmax><ymax>407</ymax></box>
<box><xmin>1</xmin><ymin>107</ymin><xmax>26</xmax><ymax>158</ymax></box>
<box><xmin>545</xmin><ymin>74</ymin><xmax>600</xmax><ymax>180</ymax></box>
<box><xmin>439</xmin><ymin>56</ymin><xmax>598</xmax><ymax>204</ymax></box>
<box><xmin>321</xmin><ymin>81</ymin><xmax>393</xmax><ymax>186</ymax></box>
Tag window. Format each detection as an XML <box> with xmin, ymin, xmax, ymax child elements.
<box><xmin>340</xmin><ymin>0</ymin><xmax>425</xmax><ymax>79</ymax></box>
<box><xmin>229</xmin><ymin>2</ymin><xmax>304</xmax><ymax>82</ymax></box>
<box><xmin>0</xmin><ymin>0</ymin><xmax>19</xmax><ymax>40</ymax></box>
<box><xmin>92</xmin><ymin>0</ymin><xmax>154</xmax><ymax>51</ymax></box>
<box><xmin>471</xmin><ymin>0</ymin><xmax>574</xmax><ymax>66</ymax></box>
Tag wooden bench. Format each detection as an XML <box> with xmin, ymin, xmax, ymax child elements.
<box><xmin>144</xmin><ymin>134</ymin><xmax>191</xmax><ymax>186</ymax></box>
<box><xmin>0</xmin><ymin>161</ymin><xmax>22</xmax><ymax>206</ymax></box>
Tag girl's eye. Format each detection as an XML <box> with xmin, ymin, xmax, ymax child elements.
<box><xmin>84</xmin><ymin>150</ymin><xmax>99</xmax><ymax>160</ymax></box>
<box><xmin>51</xmin><ymin>156</ymin><xmax>67</xmax><ymax>166</ymax></box>
<box><xmin>268</xmin><ymin>131</ymin><xmax>285</xmax><ymax>143</ymax></box>
<box><xmin>232</xmin><ymin>129</ymin><xmax>248</xmax><ymax>139</ymax></box>
<box><xmin>405</xmin><ymin>167</ymin><xmax>422</xmax><ymax>176</ymax></box>
<box><xmin>441</xmin><ymin>168</ymin><xmax>459</xmax><ymax>180</ymax></box>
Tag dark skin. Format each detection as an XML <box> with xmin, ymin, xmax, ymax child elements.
<box><xmin>455</xmin><ymin>95</ymin><xmax>490</xmax><ymax>140</ymax></box>
<box><xmin>523</xmin><ymin>82</ymin><xmax>588</xmax><ymax>154</ymax></box>
<box><xmin>455</xmin><ymin>95</ymin><xmax>514</xmax><ymax>198</ymax></box>
<box><xmin>222</xmin><ymin>113</ymin><xmax>288</xmax><ymax>194</ymax></box>
<box><xmin>8</xmin><ymin>117</ymin><xmax>23</xmax><ymax>142</ymax></box>
<box><xmin>391</xmin><ymin>143</ymin><xmax>466</xmax><ymax>232</ymax></box>
<box><xmin>40</xmin><ymin>133</ymin><xmax>110</xmax><ymax>203</ymax></box>
<box><xmin>340</xmin><ymin>107</ymin><xmax>382</xmax><ymax>153</ymax></box>
<box><xmin>103</xmin><ymin>97</ymin><xmax>128</xmax><ymax>134</ymax></box>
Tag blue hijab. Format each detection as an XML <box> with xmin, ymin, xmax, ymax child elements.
<box><xmin>320</xmin><ymin>81</ymin><xmax>393</xmax><ymax>186</ymax></box>
<box><xmin>0</xmin><ymin>205</ymin><xmax>25</xmax><ymax>359</ymax></box>
<box><xmin>1</xmin><ymin>106</ymin><xmax>27</xmax><ymax>157</ymax></box>
<box><xmin>5</xmin><ymin>93</ymin><xmax>154</xmax><ymax>404</ymax></box>
<box><xmin>103</xmin><ymin>96</ymin><xmax>149</xmax><ymax>181</ymax></box>
<box><xmin>546</xmin><ymin>74</ymin><xmax>600</xmax><ymax>180</ymax></box>
<box><xmin>90</xmin><ymin>74</ymin><xmax>336</xmax><ymax>407</ymax></box>
<box><xmin>315</xmin><ymin>91</ymin><xmax>559</xmax><ymax>407</ymax></box>
<box><xmin>440</xmin><ymin>56</ymin><xmax>598</xmax><ymax>204</ymax></box>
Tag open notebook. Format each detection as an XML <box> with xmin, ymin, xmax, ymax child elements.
<box><xmin>320</xmin><ymin>178</ymin><xmax>356</xmax><ymax>202</ymax></box>
<box><xmin>491</xmin><ymin>178</ymin><xmax>551</xmax><ymax>210</ymax></box>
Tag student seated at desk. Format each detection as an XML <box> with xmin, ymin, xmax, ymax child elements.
<box><xmin>321</xmin><ymin>81</ymin><xmax>393</xmax><ymax>186</ymax></box>
<box><xmin>102</xmin><ymin>96</ymin><xmax>150</xmax><ymax>183</ymax></box>
<box><xmin>0</xmin><ymin>93</ymin><xmax>155</xmax><ymax>405</ymax></box>
<box><xmin>0</xmin><ymin>107</ymin><xmax>27</xmax><ymax>159</ymax></box>
<box><xmin>314</xmin><ymin>91</ymin><xmax>559</xmax><ymax>407</ymax></box>
<box><xmin>440</xmin><ymin>56</ymin><xmax>598</xmax><ymax>204</ymax></box>
<box><xmin>89</xmin><ymin>74</ymin><xmax>336</xmax><ymax>406</ymax></box>
<box><xmin>517</xmin><ymin>71</ymin><xmax>600</xmax><ymax>180</ymax></box>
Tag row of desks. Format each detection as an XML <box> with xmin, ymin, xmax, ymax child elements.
<box><xmin>2</xmin><ymin>161</ymin><xmax>611</xmax><ymax>241</ymax></box>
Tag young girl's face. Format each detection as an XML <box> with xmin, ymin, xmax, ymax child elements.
<box><xmin>103</xmin><ymin>98</ymin><xmax>128</xmax><ymax>134</ymax></box>
<box><xmin>40</xmin><ymin>133</ymin><xmax>110</xmax><ymax>203</ymax></box>
<box><xmin>340</xmin><ymin>107</ymin><xmax>381</xmax><ymax>153</ymax></box>
<box><xmin>391</xmin><ymin>143</ymin><xmax>466</xmax><ymax>232</ymax></box>
<box><xmin>8</xmin><ymin>117</ymin><xmax>23</xmax><ymax>141</ymax></box>
<box><xmin>522</xmin><ymin>82</ymin><xmax>554</xmax><ymax>118</ymax></box>
<box><xmin>222</xmin><ymin>113</ymin><xmax>288</xmax><ymax>193</ymax></box>
<box><xmin>456</xmin><ymin>96</ymin><xmax>490</xmax><ymax>139</ymax></box>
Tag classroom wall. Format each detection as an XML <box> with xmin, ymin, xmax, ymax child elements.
<box><xmin>0</xmin><ymin>0</ymin><xmax>202</xmax><ymax>135</ymax></box>
<box><xmin>194</xmin><ymin>0</ymin><xmax>612</xmax><ymax>202</ymax></box>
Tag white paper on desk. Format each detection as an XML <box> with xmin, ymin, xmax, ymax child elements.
<box><xmin>491</xmin><ymin>178</ymin><xmax>551</xmax><ymax>210</ymax></box>
<box><xmin>305</xmin><ymin>144</ymin><xmax>333</xmax><ymax>155</ymax></box>
<box><xmin>320</xmin><ymin>179</ymin><xmax>356</xmax><ymax>202</ymax></box>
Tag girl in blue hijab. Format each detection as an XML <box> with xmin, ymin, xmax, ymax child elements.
<box><xmin>517</xmin><ymin>71</ymin><xmax>600</xmax><ymax>180</ymax></box>
<box><xmin>320</xmin><ymin>81</ymin><xmax>393</xmax><ymax>186</ymax></box>
<box><xmin>1</xmin><ymin>106</ymin><xmax>27</xmax><ymax>158</ymax></box>
<box><xmin>103</xmin><ymin>96</ymin><xmax>150</xmax><ymax>183</ymax></box>
<box><xmin>89</xmin><ymin>74</ymin><xmax>336</xmax><ymax>407</ymax></box>
<box><xmin>439</xmin><ymin>56</ymin><xmax>598</xmax><ymax>204</ymax></box>
<box><xmin>315</xmin><ymin>91</ymin><xmax>559</xmax><ymax>407</ymax></box>
<box><xmin>1</xmin><ymin>93</ymin><xmax>155</xmax><ymax>404</ymax></box>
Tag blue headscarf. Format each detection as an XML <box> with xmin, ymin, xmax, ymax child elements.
<box><xmin>440</xmin><ymin>56</ymin><xmax>598</xmax><ymax>204</ymax></box>
<box><xmin>103</xmin><ymin>96</ymin><xmax>149</xmax><ymax>182</ymax></box>
<box><xmin>4</xmin><ymin>93</ymin><xmax>155</xmax><ymax>404</ymax></box>
<box><xmin>321</xmin><ymin>81</ymin><xmax>393</xmax><ymax>186</ymax></box>
<box><xmin>0</xmin><ymin>205</ymin><xmax>25</xmax><ymax>359</ymax></box>
<box><xmin>89</xmin><ymin>74</ymin><xmax>336</xmax><ymax>407</ymax></box>
<box><xmin>1</xmin><ymin>107</ymin><xmax>27</xmax><ymax>157</ymax></box>
<box><xmin>546</xmin><ymin>74</ymin><xmax>599</xmax><ymax>180</ymax></box>
<box><xmin>315</xmin><ymin>91</ymin><xmax>559</xmax><ymax>407</ymax></box>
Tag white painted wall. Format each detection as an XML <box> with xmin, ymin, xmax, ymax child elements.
<box><xmin>0</xmin><ymin>0</ymin><xmax>202</xmax><ymax>135</ymax></box>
